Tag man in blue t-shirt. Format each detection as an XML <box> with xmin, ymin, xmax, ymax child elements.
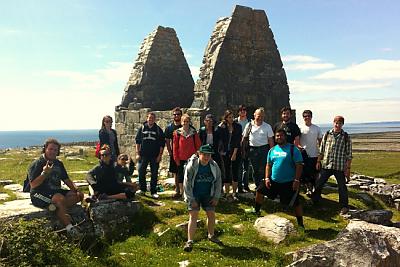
<box><xmin>249</xmin><ymin>129</ymin><xmax>304</xmax><ymax>228</ymax></box>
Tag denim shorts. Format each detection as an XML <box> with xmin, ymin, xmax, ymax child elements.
<box><xmin>188</xmin><ymin>196</ymin><xmax>215</xmax><ymax>211</ymax></box>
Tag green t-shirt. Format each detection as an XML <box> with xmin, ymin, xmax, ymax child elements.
<box><xmin>193</xmin><ymin>163</ymin><xmax>213</xmax><ymax>198</ymax></box>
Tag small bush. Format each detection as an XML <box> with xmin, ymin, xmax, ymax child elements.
<box><xmin>0</xmin><ymin>218</ymin><xmax>95</xmax><ymax>267</ymax></box>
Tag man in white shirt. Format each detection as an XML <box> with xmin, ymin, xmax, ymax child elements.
<box><xmin>242</xmin><ymin>107</ymin><xmax>274</xmax><ymax>188</ymax></box>
<box><xmin>299</xmin><ymin>110</ymin><xmax>323</xmax><ymax>196</ymax></box>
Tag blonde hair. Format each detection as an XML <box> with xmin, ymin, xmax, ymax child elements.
<box><xmin>181</xmin><ymin>114</ymin><xmax>190</xmax><ymax>123</ymax></box>
<box><xmin>254</xmin><ymin>107</ymin><xmax>265</xmax><ymax>117</ymax></box>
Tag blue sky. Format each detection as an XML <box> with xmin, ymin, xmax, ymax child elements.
<box><xmin>1</xmin><ymin>0</ymin><xmax>399</xmax><ymax>130</ymax></box>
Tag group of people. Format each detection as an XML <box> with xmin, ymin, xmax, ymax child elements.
<box><xmin>26</xmin><ymin>105</ymin><xmax>353</xmax><ymax>251</ymax></box>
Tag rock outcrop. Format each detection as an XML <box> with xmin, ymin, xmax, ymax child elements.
<box><xmin>288</xmin><ymin>220</ymin><xmax>400</xmax><ymax>267</ymax></box>
<box><xmin>189</xmin><ymin>5</ymin><xmax>290</xmax><ymax>123</ymax></box>
<box><xmin>254</xmin><ymin>214</ymin><xmax>296</xmax><ymax>243</ymax></box>
<box><xmin>120</xmin><ymin>26</ymin><xmax>194</xmax><ymax>110</ymax></box>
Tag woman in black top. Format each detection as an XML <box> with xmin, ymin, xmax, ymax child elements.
<box><xmin>99</xmin><ymin>115</ymin><xmax>120</xmax><ymax>162</ymax></box>
<box><xmin>216</xmin><ymin>110</ymin><xmax>242</xmax><ymax>201</ymax></box>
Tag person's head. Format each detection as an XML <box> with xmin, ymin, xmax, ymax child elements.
<box><xmin>333</xmin><ymin>116</ymin><xmax>345</xmax><ymax>132</ymax></box>
<box><xmin>254</xmin><ymin>107</ymin><xmax>265</xmax><ymax>125</ymax></box>
<box><xmin>223</xmin><ymin>110</ymin><xmax>234</xmax><ymax>125</ymax></box>
<box><xmin>43</xmin><ymin>138</ymin><xmax>61</xmax><ymax>160</ymax></box>
<box><xmin>172</xmin><ymin>107</ymin><xmax>182</xmax><ymax>123</ymax></box>
<box><xmin>302</xmin><ymin>110</ymin><xmax>313</xmax><ymax>125</ymax></box>
<box><xmin>204</xmin><ymin>114</ymin><xmax>215</xmax><ymax>129</ymax></box>
<box><xmin>99</xmin><ymin>145</ymin><xmax>112</xmax><ymax>164</ymax></box>
<box><xmin>238</xmin><ymin>105</ymin><xmax>247</xmax><ymax>118</ymax></box>
<box><xmin>198</xmin><ymin>144</ymin><xmax>214</xmax><ymax>165</ymax></box>
<box><xmin>117</xmin><ymin>154</ymin><xmax>129</xmax><ymax>166</ymax></box>
<box><xmin>101</xmin><ymin>115</ymin><xmax>113</xmax><ymax>129</ymax></box>
<box><xmin>147</xmin><ymin>112</ymin><xmax>156</xmax><ymax>126</ymax></box>
<box><xmin>275</xmin><ymin>128</ymin><xmax>287</xmax><ymax>145</ymax></box>
<box><xmin>280</xmin><ymin>106</ymin><xmax>292</xmax><ymax>122</ymax></box>
<box><xmin>181</xmin><ymin>114</ymin><xmax>191</xmax><ymax>129</ymax></box>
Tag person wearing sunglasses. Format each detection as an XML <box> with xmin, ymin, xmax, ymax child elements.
<box><xmin>86</xmin><ymin>145</ymin><xmax>136</xmax><ymax>201</ymax></box>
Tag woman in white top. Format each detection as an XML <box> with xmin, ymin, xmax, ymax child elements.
<box><xmin>242</xmin><ymin>107</ymin><xmax>274</xmax><ymax>188</ymax></box>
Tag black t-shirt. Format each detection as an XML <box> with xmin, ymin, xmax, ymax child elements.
<box><xmin>164</xmin><ymin>122</ymin><xmax>181</xmax><ymax>140</ymax></box>
<box><xmin>273</xmin><ymin>121</ymin><xmax>301</xmax><ymax>144</ymax></box>
<box><xmin>135</xmin><ymin>122</ymin><xmax>165</xmax><ymax>158</ymax></box>
<box><xmin>28</xmin><ymin>155</ymin><xmax>69</xmax><ymax>193</ymax></box>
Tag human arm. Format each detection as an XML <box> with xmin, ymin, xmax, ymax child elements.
<box><xmin>156</xmin><ymin>126</ymin><xmax>165</xmax><ymax>163</ymax></box>
<box><xmin>345</xmin><ymin>136</ymin><xmax>353</xmax><ymax>178</ymax></box>
<box><xmin>265</xmin><ymin>163</ymin><xmax>272</xmax><ymax>189</ymax></box>
<box><xmin>135</xmin><ymin>126</ymin><xmax>143</xmax><ymax>161</ymax></box>
<box><xmin>293</xmin><ymin>163</ymin><xmax>303</xmax><ymax>191</ymax></box>
<box><xmin>183</xmin><ymin>159</ymin><xmax>196</xmax><ymax>203</ymax></box>
<box><xmin>29</xmin><ymin>160</ymin><xmax>53</xmax><ymax>189</ymax></box>
<box><xmin>211</xmin><ymin>162</ymin><xmax>222</xmax><ymax>204</ymax></box>
<box><xmin>64</xmin><ymin>179</ymin><xmax>79</xmax><ymax>192</ymax></box>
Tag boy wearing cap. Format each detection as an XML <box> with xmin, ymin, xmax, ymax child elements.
<box><xmin>183</xmin><ymin>144</ymin><xmax>223</xmax><ymax>252</ymax></box>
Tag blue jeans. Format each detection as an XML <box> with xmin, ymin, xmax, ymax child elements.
<box><xmin>312</xmin><ymin>169</ymin><xmax>348</xmax><ymax>208</ymax></box>
<box><xmin>249</xmin><ymin>145</ymin><xmax>269</xmax><ymax>188</ymax></box>
<box><xmin>238</xmin><ymin>156</ymin><xmax>249</xmax><ymax>189</ymax></box>
<box><xmin>138</xmin><ymin>156</ymin><xmax>159</xmax><ymax>194</ymax></box>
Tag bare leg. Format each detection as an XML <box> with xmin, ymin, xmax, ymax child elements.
<box><xmin>255</xmin><ymin>191</ymin><xmax>264</xmax><ymax>204</ymax></box>
<box><xmin>224</xmin><ymin>183</ymin><xmax>230</xmax><ymax>194</ymax></box>
<box><xmin>232</xmin><ymin>181</ymin><xmax>238</xmax><ymax>194</ymax></box>
<box><xmin>294</xmin><ymin>204</ymin><xmax>303</xmax><ymax>217</ymax></box>
<box><xmin>174</xmin><ymin>173</ymin><xmax>180</xmax><ymax>194</ymax></box>
<box><xmin>52</xmin><ymin>194</ymin><xmax>71</xmax><ymax>226</ymax></box>
<box><xmin>179</xmin><ymin>183</ymin><xmax>184</xmax><ymax>196</ymax></box>
<box><xmin>107</xmin><ymin>193</ymin><xmax>127</xmax><ymax>200</ymax></box>
<box><xmin>188</xmin><ymin>210</ymin><xmax>199</xmax><ymax>241</ymax></box>
<box><xmin>64</xmin><ymin>191</ymin><xmax>84</xmax><ymax>208</ymax></box>
<box><xmin>206</xmin><ymin>210</ymin><xmax>216</xmax><ymax>237</ymax></box>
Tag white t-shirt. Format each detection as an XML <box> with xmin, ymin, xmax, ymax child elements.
<box><xmin>299</xmin><ymin>123</ymin><xmax>323</xmax><ymax>157</ymax></box>
<box><xmin>243</xmin><ymin>121</ymin><xmax>274</xmax><ymax>147</ymax></box>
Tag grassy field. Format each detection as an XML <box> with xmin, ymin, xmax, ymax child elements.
<box><xmin>0</xmin><ymin>147</ymin><xmax>399</xmax><ymax>266</ymax></box>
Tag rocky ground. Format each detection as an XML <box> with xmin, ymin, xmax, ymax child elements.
<box><xmin>351</xmin><ymin>131</ymin><xmax>400</xmax><ymax>151</ymax></box>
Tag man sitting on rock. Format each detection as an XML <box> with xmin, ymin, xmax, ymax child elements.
<box><xmin>28</xmin><ymin>138</ymin><xmax>84</xmax><ymax>234</ymax></box>
<box><xmin>248</xmin><ymin>129</ymin><xmax>304</xmax><ymax>228</ymax></box>
<box><xmin>183</xmin><ymin>144</ymin><xmax>223</xmax><ymax>252</ymax></box>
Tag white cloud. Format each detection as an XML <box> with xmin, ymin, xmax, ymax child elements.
<box><xmin>289</xmin><ymin>80</ymin><xmax>392</xmax><ymax>93</ymax></box>
<box><xmin>313</xmin><ymin>59</ymin><xmax>400</xmax><ymax>81</ymax></box>
<box><xmin>283</xmin><ymin>54</ymin><xmax>335</xmax><ymax>71</ymax></box>
<box><xmin>189</xmin><ymin>65</ymin><xmax>200</xmax><ymax>80</ymax></box>
<box><xmin>293</xmin><ymin>98</ymin><xmax>400</xmax><ymax>124</ymax></box>
<box><xmin>282</xmin><ymin>55</ymin><xmax>321</xmax><ymax>63</ymax></box>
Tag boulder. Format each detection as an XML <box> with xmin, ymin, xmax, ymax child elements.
<box><xmin>254</xmin><ymin>215</ymin><xmax>296</xmax><ymax>244</ymax></box>
<box><xmin>343</xmin><ymin>209</ymin><xmax>393</xmax><ymax>226</ymax></box>
<box><xmin>288</xmin><ymin>220</ymin><xmax>400</xmax><ymax>267</ymax></box>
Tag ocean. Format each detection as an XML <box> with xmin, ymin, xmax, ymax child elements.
<box><xmin>1</xmin><ymin>121</ymin><xmax>400</xmax><ymax>149</ymax></box>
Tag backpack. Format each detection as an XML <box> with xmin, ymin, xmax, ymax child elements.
<box><xmin>95</xmin><ymin>141</ymin><xmax>101</xmax><ymax>158</ymax></box>
<box><xmin>23</xmin><ymin>174</ymin><xmax>31</xmax><ymax>192</ymax></box>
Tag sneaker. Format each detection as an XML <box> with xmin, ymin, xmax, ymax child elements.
<box><xmin>232</xmin><ymin>194</ymin><xmax>239</xmax><ymax>201</ymax></box>
<box><xmin>151</xmin><ymin>193</ymin><xmax>159</xmax><ymax>199</ymax></box>
<box><xmin>245</xmin><ymin>208</ymin><xmax>261</xmax><ymax>216</ymax></box>
<box><xmin>340</xmin><ymin>207</ymin><xmax>349</xmax><ymax>215</ymax></box>
<box><xmin>208</xmin><ymin>235</ymin><xmax>223</xmax><ymax>246</ymax></box>
<box><xmin>183</xmin><ymin>240</ymin><xmax>193</xmax><ymax>252</ymax></box>
<box><xmin>305</xmin><ymin>189</ymin><xmax>312</xmax><ymax>197</ymax></box>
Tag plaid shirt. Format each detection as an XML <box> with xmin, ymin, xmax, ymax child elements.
<box><xmin>319</xmin><ymin>129</ymin><xmax>352</xmax><ymax>171</ymax></box>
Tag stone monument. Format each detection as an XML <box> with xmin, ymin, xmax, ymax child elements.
<box><xmin>189</xmin><ymin>5</ymin><xmax>290</xmax><ymax>124</ymax></box>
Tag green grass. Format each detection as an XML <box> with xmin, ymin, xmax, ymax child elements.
<box><xmin>0</xmin><ymin>147</ymin><xmax>399</xmax><ymax>266</ymax></box>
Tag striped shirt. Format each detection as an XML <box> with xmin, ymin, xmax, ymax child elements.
<box><xmin>319</xmin><ymin>129</ymin><xmax>352</xmax><ymax>171</ymax></box>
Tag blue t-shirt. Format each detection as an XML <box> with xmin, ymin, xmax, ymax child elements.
<box><xmin>193</xmin><ymin>163</ymin><xmax>213</xmax><ymax>198</ymax></box>
<box><xmin>267</xmin><ymin>144</ymin><xmax>303</xmax><ymax>183</ymax></box>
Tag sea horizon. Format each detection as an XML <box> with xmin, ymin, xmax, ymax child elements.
<box><xmin>1</xmin><ymin>121</ymin><xmax>400</xmax><ymax>149</ymax></box>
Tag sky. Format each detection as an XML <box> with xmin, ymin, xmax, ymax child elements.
<box><xmin>1</xmin><ymin>0</ymin><xmax>399</xmax><ymax>131</ymax></box>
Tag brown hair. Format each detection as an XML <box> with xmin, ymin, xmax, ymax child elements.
<box><xmin>101</xmin><ymin>115</ymin><xmax>113</xmax><ymax>129</ymax></box>
<box><xmin>42</xmin><ymin>138</ymin><xmax>61</xmax><ymax>155</ymax></box>
<box><xmin>172</xmin><ymin>107</ymin><xmax>182</xmax><ymax>115</ymax></box>
<box><xmin>280</xmin><ymin>106</ymin><xmax>292</xmax><ymax>114</ymax></box>
<box><xmin>334</xmin><ymin>116</ymin><xmax>345</xmax><ymax>124</ymax></box>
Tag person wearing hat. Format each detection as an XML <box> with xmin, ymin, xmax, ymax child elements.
<box><xmin>183</xmin><ymin>144</ymin><xmax>223</xmax><ymax>252</ymax></box>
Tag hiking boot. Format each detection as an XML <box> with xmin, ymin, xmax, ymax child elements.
<box><xmin>85</xmin><ymin>195</ymin><xmax>98</xmax><ymax>204</ymax></box>
<box><xmin>183</xmin><ymin>240</ymin><xmax>193</xmax><ymax>252</ymax></box>
<box><xmin>340</xmin><ymin>207</ymin><xmax>349</xmax><ymax>215</ymax></box>
<box><xmin>151</xmin><ymin>193</ymin><xmax>159</xmax><ymax>199</ymax></box>
<box><xmin>208</xmin><ymin>235</ymin><xmax>223</xmax><ymax>246</ymax></box>
<box><xmin>245</xmin><ymin>208</ymin><xmax>261</xmax><ymax>216</ymax></box>
<box><xmin>232</xmin><ymin>193</ymin><xmax>239</xmax><ymax>201</ymax></box>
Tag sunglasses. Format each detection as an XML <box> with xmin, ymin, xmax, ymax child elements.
<box><xmin>100</xmin><ymin>153</ymin><xmax>110</xmax><ymax>157</ymax></box>
<box><xmin>173</xmin><ymin>113</ymin><xmax>181</xmax><ymax>116</ymax></box>
<box><xmin>120</xmin><ymin>158</ymin><xmax>128</xmax><ymax>161</ymax></box>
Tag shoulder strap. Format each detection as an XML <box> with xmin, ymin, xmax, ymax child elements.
<box><xmin>290</xmin><ymin>144</ymin><xmax>295</xmax><ymax>166</ymax></box>
<box><xmin>244</xmin><ymin>122</ymin><xmax>252</xmax><ymax>137</ymax></box>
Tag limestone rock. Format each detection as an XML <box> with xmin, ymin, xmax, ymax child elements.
<box><xmin>0</xmin><ymin>179</ymin><xmax>14</xmax><ymax>186</ymax></box>
<box><xmin>343</xmin><ymin>209</ymin><xmax>393</xmax><ymax>226</ymax></box>
<box><xmin>254</xmin><ymin>214</ymin><xmax>295</xmax><ymax>244</ymax></box>
<box><xmin>288</xmin><ymin>220</ymin><xmax>400</xmax><ymax>267</ymax></box>
<box><xmin>189</xmin><ymin>5</ymin><xmax>290</xmax><ymax>124</ymax></box>
<box><xmin>120</xmin><ymin>26</ymin><xmax>194</xmax><ymax>110</ymax></box>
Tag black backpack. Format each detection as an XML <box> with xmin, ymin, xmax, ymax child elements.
<box><xmin>23</xmin><ymin>174</ymin><xmax>30</xmax><ymax>192</ymax></box>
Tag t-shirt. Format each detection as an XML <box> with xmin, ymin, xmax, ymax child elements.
<box><xmin>243</xmin><ymin>121</ymin><xmax>274</xmax><ymax>147</ymax></box>
<box><xmin>236</xmin><ymin>117</ymin><xmax>249</xmax><ymax>133</ymax></box>
<box><xmin>300</xmin><ymin>124</ymin><xmax>323</xmax><ymax>158</ymax></box>
<box><xmin>193</xmin><ymin>163</ymin><xmax>213</xmax><ymax>198</ymax></box>
<box><xmin>28</xmin><ymin>155</ymin><xmax>69</xmax><ymax>193</ymax></box>
<box><xmin>267</xmin><ymin>144</ymin><xmax>303</xmax><ymax>183</ymax></box>
<box><xmin>164</xmin><ymin>122</ymin><xmax>181</xmax><ymax>140</ymax></box>
<box><xmin>273</xmin><ymin>121</ymin><xmax>301</xmax><ymax>144</ymax></box>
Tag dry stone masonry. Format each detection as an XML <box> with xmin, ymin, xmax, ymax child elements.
<box><xmin>119</xmin><ymin>26</ymin><xmax>194</xmax><ymax>110</ymax></box>
<box><xmin>189</xmin><ymin>5</ymin><xmax>290</xmax><ymax>123</ymax></box>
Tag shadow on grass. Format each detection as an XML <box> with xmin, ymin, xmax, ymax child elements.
<box><xmin>130</xmin><ymin>205</ymin><xmax>161</xmax><ymax>237</ymax></box>
<box><xmin>305</xmin><ymin>227</ymin><xmax>340</xmax><ymax>241</ymax></box>
<box><xmin>201</xmin><ymin>244</ymin><xmax>273</xmax><ymax>261</ymax></box>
